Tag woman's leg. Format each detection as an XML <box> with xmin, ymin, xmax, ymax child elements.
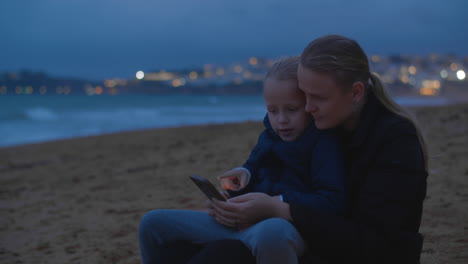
<box><xmin>158</xmin><ymin>240</ymin><xmax>203</xmax><ymax>264</ymax></box>
<box><xmin>240</xmin><ymin>218</ymin><xmax>305</xmax><ymax>264</ymax></box>
<box><xmin>187</xmin><ymin>239</ymin><xmax>255</xmax><ymax>264</ymax></box>
<box><xmin>138</xmin><ymin>209</ymin><xmax>239</xmax><ymax>264</ymax></box>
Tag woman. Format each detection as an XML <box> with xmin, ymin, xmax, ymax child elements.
<box><xmin>157</xmin><ymin>34</ymin><xmax>428</xmax><ymax>264</ymax></box>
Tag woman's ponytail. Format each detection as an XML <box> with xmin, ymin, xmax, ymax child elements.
<box><xmin>369</xmin><ymin>73</ymin><xmax>428</xmax><ymax>170</ymax></box>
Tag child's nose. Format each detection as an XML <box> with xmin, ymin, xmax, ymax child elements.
<box><xmin>278</xmin><ymin>113</ymin><xmax>289</xmax><ymax>123</ymax></box>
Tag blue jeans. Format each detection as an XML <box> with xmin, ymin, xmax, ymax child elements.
<box><xmin>138</xmin><ymin>209</ymin><xmax>305</xmax><ymax>264</ymax></box>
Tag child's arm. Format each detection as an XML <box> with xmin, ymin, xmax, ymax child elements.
<box><xmin>218</xmin><ymin>167</ymin><xmax>250</xmax><ymax>190</ymax></box>
<box><xmin>223</xmin><ymin>130</ymin><xmax>272</xmax><ymax>197</ymax></box>
<box><xmin>281</xmin><ymin>131</ymin><xmax>346</xmax><ymax>215</ymax></box>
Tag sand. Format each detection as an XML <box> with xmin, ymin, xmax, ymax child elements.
<box><xmin>1</xmin><ymin>104</ymin><xmax>467</xmax><ymax>264</ymax></box>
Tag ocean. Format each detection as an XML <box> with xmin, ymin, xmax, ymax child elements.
<box><xmin>0</xmin><ymin>95</ymin><xmax>452</xmax><ymax>148</ymax></box>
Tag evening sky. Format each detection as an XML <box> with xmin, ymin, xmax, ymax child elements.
<box><xmin>1</xmin><ymin>0</ymin><xmax>466</xmax><ymax>80</ymax></box>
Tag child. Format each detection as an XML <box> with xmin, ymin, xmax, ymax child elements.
<box><xmin>219</xmin><ymin>56</ymin><xmax>345</xmax><ymax>214</ymax></box>
<box><xmin>138</xmin><ymin>56</ymin><xmax>346</xmax><ymax>264</ymax></box>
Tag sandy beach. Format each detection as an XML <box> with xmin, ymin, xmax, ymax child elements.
<box><xmin>1</xmin><ymin>103</ymin><xmax>467</xmax><ymax>264</ymax></box>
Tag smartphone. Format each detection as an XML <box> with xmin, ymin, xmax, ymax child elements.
<box><xmin>189</xmin><ymin>175</ymin><xmax>227</xmax><ymax>201</ymax></box>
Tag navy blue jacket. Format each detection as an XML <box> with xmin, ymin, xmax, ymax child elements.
<box><xmin>229</xmin><ymin>115</ymin><xmax>346</xmax><ymax>215</ymax></box>
<box><xmin>167</xmin><ymin>92</ymin><xmax>428</xmax><ymax>264</ymax></box>
<box><xmin>291</xmin><ymin>92</ymin><xmax>428</xmax><ymax>264</ymax></box>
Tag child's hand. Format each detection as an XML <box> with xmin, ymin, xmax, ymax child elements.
<box><xmin>218</xmin><ymin>169</ymin><xmax>249</xmax><ymax>191</ymax></box>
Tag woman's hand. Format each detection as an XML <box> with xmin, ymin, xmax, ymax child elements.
<box><xmin>206</xmin><ymin>192</ymin><xmax>292</xmax><ymax>228</ymax></box>
<box><xmin>217</xmin><ymin>168</ymin><xmax>249</xmax><ymax>191</ymax></box>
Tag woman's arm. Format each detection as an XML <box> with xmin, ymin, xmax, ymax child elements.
<box><xmin>289</xmin><ymin>131</ymin><xmax>427</xmax><ymax>263</ymax></box>
<box><xmin>208</xmin><ymin>193</ymin><xmax>291</xmax><ymax>228</ymax></box>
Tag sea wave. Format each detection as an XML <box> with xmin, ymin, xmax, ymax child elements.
<box><xmin>0</xmin><ymin>107</ymin><xmax>60</xmax><ymax>122</ymax></box>
<box><xmin>24</xmin><ymin>107</ymin><xmax>60</xmax><ymax>121</ymax></box>
<box><xmin>0</xmin><ymin>96</ymin><xmax>266</xmax><ymax>147</ymax></box>
<box><xmin>0</xmin><ymin>95</ymin><xmax>456</xmax><ymax>148</ymax></box>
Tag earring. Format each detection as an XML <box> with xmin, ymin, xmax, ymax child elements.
<box><xmin>352</xmin><ymin>102</ymin><xmax>360</xmax><ymax>113</ymax></box>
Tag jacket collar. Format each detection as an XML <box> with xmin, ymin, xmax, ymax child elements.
<box><xmin>263</xmin><ymin>114</ymin><xmax>280</xmax><ymax>140</ymax></box>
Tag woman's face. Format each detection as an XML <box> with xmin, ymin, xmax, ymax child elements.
<box><xmin>297</xmin><ymin>64</ymin><xmax>355</xmax><ymax>130</ymax></box>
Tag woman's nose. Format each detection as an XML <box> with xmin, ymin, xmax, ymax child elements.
<box><xmin>305</xmin><ymin>102</ymin><xmax>318</xmax><ymax>113</ymax></box>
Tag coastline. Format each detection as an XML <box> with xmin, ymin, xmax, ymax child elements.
<box><xmin>1</xmin><ymin>104</ymin><xmax>467</xmax><ymax>263</ymax></box>
<box><xmin>1</xmin><ymin>94</ymin><xmax>467</xmax><ymax>149</ymax></box>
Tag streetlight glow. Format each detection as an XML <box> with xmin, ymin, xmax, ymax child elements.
<box><xmin>440</xmin><ymin>69</ymin><xmax>448</xmax><ymax>78</ymax></box>
<box><xmin>457</xmin><ymin>70</ymin><xmax>466</xmax><ymax>80</ymax></box>
<box><xmin>136</xmin><ymin>71</ymin><xmax>145</xmax><ymax>80</ymax></box>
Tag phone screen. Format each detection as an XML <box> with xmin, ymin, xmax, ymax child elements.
<box><xmin>190</xmin><ymin>175</ymin><xmax>227</xmax><ymax>201</ymax></box>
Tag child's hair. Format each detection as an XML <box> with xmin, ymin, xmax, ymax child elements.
<box><xmin>265</xmin><ymin>56</ymin><xmax>300</xmax><ymax>82</ymax></box>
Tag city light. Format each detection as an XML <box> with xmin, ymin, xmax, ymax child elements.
<box><xmin>422</xmin><ymin>80</ymin><xmax>441</xmax><ymax>89</ymax></box>
<box><xmin>109</xmin><ymin>88</ymin><xmax>118</xmax><ymax>95</ymax></box>
<box><xmin>249</xmin><ymin>57</ymin><xmax>258</xmax><ymax>65</ymax></box>
<box><xmin>64</xmin><ymin>86</ymin><xmax>72</xmax><ymax>95</ymax></box>
<box><xmin>440</xmin><ymin>70</ymin><xmax>448</xmax><ymax>79</ymax></box>
<box><xmin>25</xmin><ymin>86</ymin><xmax>33</xmax><ymax>94</ymax></box>
<box><xmin>216</xmin><ymin>68</ymin><xmax>225</xmax><ymax>76</ymax></box>
<box><xmin>172</xmin><ymin>79</ymin><xmax>182</xmax><ymax>87</ymax></box>
<box><xmin>144</xmin><ymin>71</ymin><xmax>178</xmax><ymax>81</ymax></box>
<box><xmin>136</xmin><ymin>71</ymin><xmax>145</xmax><ymax>80</ymax></box>
<box><xmin>203</xmin><ymin>71</ymin><xmax>212</xmax><ymax>78</ymax></box>
<box><xmin>457</xmin><ymin>70</ymin><xmax>466</xmax><ymax>80</ymax></box>
<box><xmin>95</xmin><ymin>86</ymin><xmax>103</xmax><ymax>95</ymax></box>
<box><xmin>400</xmin><ymin>75</ymin><xmax>409</xmax><ymax>84</ymax></box>
<box><xmin>171</xmin><ymin>78</ymin><xmax>186</xmax><ymax>87</ymax></box>
<box><xmin>84</xmin><ymin>85</ymin><xmax>95</xmax><ymax>96</ymax></box>
<box><xmin>450</xmin><ymin>63</ymin><xmax>459</xmax><ymax>71</ymax></box>
<box><xmin>371</xmin><ymin>55</ymin><xmax>381</xmax><ymax>63</ymax></box>
<box><xmin>0</xmin><ymin>53</ymin><xmax>466</xmax><ymax>97</ymax></box>
<box><xmin>39</xmin><ymin>86</ymin><xmax>47</xmax><ymax>94</ymax></box>
<box><xmin>420</xmin><ymin>87</ymin><xmax>437</xmax><ymax>96</ymax></box>
<box><xmin>104</xmin><ymin>79</ymin><xmax>117</xmax><ymax>88</ymax></box>
<box><xmin>189</xmin><ymin>71</ymin><xmax>198</xmax><ymax>80</ymax></box>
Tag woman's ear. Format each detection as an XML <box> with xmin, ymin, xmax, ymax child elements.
<box><xmin>351</xmin><ymin>81</ymin><xmax>366</xmax><ymax>103</ymax></box>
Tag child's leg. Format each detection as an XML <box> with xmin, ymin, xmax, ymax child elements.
<box><xmin>138</xmin><ymin>209</ymin><xmax>239</xmax><ymax>264</ymax></box>
<box><xmin>239</xmin><ymin>218</ymin><xmax>305</xmax><ymax>264</ymax></box>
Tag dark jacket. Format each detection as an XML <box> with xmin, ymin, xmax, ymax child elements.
<box><xmin>229</xmin><ymin>115</ymin><xmax>346</xmax><ymax>214</ymax></box>
<box><xmin>291</xmin><ymin>92</ymin><xmax>428</xmax><ymax>264</ymax></box>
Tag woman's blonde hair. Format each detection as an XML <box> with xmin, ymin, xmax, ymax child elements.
<box><xmin>265</xmin><ymin>56</ymin><xmax>300</xmax><ymax>82</ymax></box>
<box><xmin>300</xmin><ymin>35</ymin><xmax>428</xmax><ymax>169</ymax></box>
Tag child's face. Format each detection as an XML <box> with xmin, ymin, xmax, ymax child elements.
<box><xmin>264</xmin><ymin>78</ymin><xmax>310</xmax><ymax>142</ymax></box>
